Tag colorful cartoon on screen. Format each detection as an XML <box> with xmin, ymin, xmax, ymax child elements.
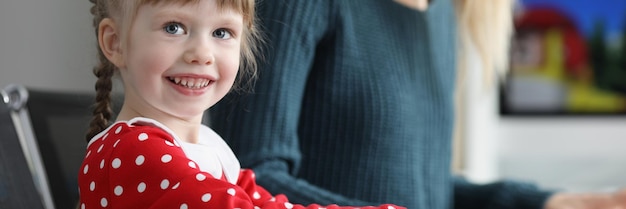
<box><xmin>502</xmin><ymin>0</ymin><xmax>626</xmax><ymax>115</ymax></box>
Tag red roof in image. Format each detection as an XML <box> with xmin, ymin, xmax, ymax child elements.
<box><xmin>515</xmin><ymin>7</ymin><xmax>589</xmax><ymax>75</ymax></box>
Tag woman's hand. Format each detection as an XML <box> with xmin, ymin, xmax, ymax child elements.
<box><xmin>544</xmin><ymin>189</ymin><xmax>626</xmax><ymax>209</ymax></box>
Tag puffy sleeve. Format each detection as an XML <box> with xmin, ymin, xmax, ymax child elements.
<box><xmin>79</xmin><ymin>124</ymin><xmax>402</xmax><ymax>209</ymax></box>
<box><xmin>236</xmin><ymin>169</ymin><xmax>403</xmax><ymax>209</ymax></box>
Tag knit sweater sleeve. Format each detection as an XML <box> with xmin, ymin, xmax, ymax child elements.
<box><xmin>210</xmin><ymin>0</ymin><xmax>380</xmax><ymax>206</ymax></box>
<box><xmin>453</xmin><ymin>176</ymin><xmax>554</xmax><ymax>209</ymax></box>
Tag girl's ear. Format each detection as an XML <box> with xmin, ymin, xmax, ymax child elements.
<box><xmin>98</xmin><ymin>18</ymin><xmax>125</xmax><ymax>68</ymax></box>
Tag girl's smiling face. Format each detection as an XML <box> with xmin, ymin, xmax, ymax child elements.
<box><xmin>118</xmin><ymin>0</ymin><xmax>243</xmax><ymax>122</ymax></box>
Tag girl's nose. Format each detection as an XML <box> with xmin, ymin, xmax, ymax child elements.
<box><xmin>183</xmin><ymin>43</ymin><xmax>214</xmax><ymax>65</ymax></box>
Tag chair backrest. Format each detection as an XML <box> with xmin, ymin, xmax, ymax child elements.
<box><xmin>0</xmin><ymin>84</ymin><xmax>53</xmax><ymax>209</ymax></box>
<box><xmin>25</xmin><ymin>87</ymin><xmax>122</xmax><ymax>209</ymax></box>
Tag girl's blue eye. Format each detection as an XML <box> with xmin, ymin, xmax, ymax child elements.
<box><xmin>163</xmin><ymin>22</ymin><xmax>185</xmax><ymax>35</ymax></box>
<box><xmin>213</xmin><ymin>29</ymin><xmax>232</xmax><ymax>39</ymax></box>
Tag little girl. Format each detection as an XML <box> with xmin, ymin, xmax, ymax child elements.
<box><xmin>78</xmin><ymin>0</ymin><xmax>404</xmax><ymax>209</ymax></box>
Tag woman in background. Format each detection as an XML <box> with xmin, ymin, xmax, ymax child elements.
<box><xmin>210</xmin><ymin>0</ymin><xmax>626</xmax><ymax>208</ymax></box>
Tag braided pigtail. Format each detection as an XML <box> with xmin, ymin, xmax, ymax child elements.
<box><xmin>86</xmin><ymin>56</ymin><xmax>115</xmax><ymax>142</ymax></box>
<box><xmin>85</xmin><ymin>0</ymin><xmax>116</xmax><ymax>142</ymax></box>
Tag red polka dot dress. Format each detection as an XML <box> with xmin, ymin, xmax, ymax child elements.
<box><xmin>78</xmin><ymin>117</ymin><xmax>404</xmax><ymax>209</ymax></box>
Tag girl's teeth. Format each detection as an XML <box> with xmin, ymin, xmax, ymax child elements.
<box><xmin>170</xmin><ymin>77</ymin><xmax>210</xmax><ymax>89</ymax></box>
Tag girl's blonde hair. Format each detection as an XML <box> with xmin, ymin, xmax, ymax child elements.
<box><xmin>86</xmin><ymin>0</ymin><xmax>261</xmax><ymax>141</ymax></box>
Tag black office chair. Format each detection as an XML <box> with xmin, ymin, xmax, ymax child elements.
<box><xmin>0</xmin><ymin>84</ymin><xmax>54</xmax><ymax>209</ymax></box>
<box><xmin>2</xmin><ymin>83</ymin><xmax>220</xmax><ymax>209</ymax></box>
<box><xmin>23</xmin><ymin>86</ymin><xmax>122</xmax><ymax>209</ymax></box>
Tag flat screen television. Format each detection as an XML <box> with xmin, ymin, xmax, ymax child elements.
<box><xmin>501</xmin><ymin>0</ymin><xmax>626</xmax><ymax>115</ymax></box>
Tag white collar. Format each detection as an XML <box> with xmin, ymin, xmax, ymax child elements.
<box><xmin>88</xmin><ymin>117</ymin><xmax>240</xmax><ymax>184</ymax></box>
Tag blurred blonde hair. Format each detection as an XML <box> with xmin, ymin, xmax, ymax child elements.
<box><xmin>452</xmin><ymin>0</ymin><xmax>516</xmax><ymax>173</ymax></box>
<box><xmin>455</xmin><ymin>0</ymin><xmax>516</xmax><ymax>88</ymax></box>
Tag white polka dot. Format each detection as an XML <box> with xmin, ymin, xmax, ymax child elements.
<box><xmin>83</xmin><ymin>165</ymin><xmax>89</xmax><ymax>174</ymax></box>
<box><xmin>100</xmin><ymin>159</ymin><xmax>105</xmax><ymax>169</ymax></box>
<box><xmin>201</xmin><ymin>193</ymin><xmax>212</xmax><ymax>202</ymax></box>
<box><xmin>172</xmin><ymin>182</ymin><xmax>180</xmax><ymax>189</ymax></box>
<box><xmin>137</xmin><ymin>182</ymin><xmax>146</xmax><ymax>193</ymax></box>
<box><xmin>85</xmin><ymin>150</ymin><xmax>91</xmax><ymax>158</ymax></box>
<box><xmin>196</xmin><ymin>173</ymin><xmax>206</xmax><ymax>181</ymax></box>
<box><xmin>160</xmin><ymin>179</ymin><xmax>170</xmax><ymax>189</ymax></box>
<box><xmin>165</xmin><ymin>141</ymin><xmax>174</xmax><ymax>146</ymax></box>
<box><xmin>114</xmin><ymin>186</ymin><xmax>123</xmax><ymax>196</ymax></box>
<box><xmin>180</xmin><ymin>203</ymin><xmax>188</xmax><ymax>209</ymax></box>
<box><xmin>284</xmin><ymin>202</ymin><xmax>293</xmax><ymax>209</ymax></box>
<box><xmin>97</xmin><ymin>144</ymin><xmax>104</xmax><ymax>153</ymax></box>
<box><xmin>387</xmin><ymin>206</ymin><xmax>395</xmax><ymax>209</ymax></box>
<box><xmin>102</xmin><ymin>133</ymin><xmax>109</xmax><ymax>140</ymax></box>
<box><xmin>135</xmin><ymin>155</ymin><xmax>145</xmax><ymax>165</ymax></box>
<box><xmin>138</xmin><ymin>133</ymin><xmax>148</xmax><ymax>141</ymax></box>
<box><xmin>112</xmin><ymin>158</ymin><xmax>121</xmax><ymax>169</ymax></box>
<box><xmin>89</xmin><ymin>181</ymin><xmax>95</xmax><ymax>191</ymax></box>
<box><xmin>101</xmin><ymin>198</ymin><xmax>108</xmax><ymax>207</ymax></box>
<box><xmin>253</xmin><ymin>191</ymin><xmax>261</xmax><ymax>199</ymax></box>
<box><xmin>81</xmin><ymin>203</ymin><xmax>85</xmax><ymax>209</ymax></box>
<box><xmin>113</xmin><ymin>139</ymin><xmax>121</xmax><ymax>147</ymax></box>
<box><xmin>161</xmin><ymin>154</ymin><xmax>172</xmax><ymax>163</ymax></box>
<box><xmin>254</xmin><ymin>206</ymin><xmax>260</xmax><ymax>209</ymax></box>
<box><xmin>270</xmin><ymin>197</ymin><xmax>276</xmax><ymax>202</ymax></box>
<box><xmin>173</xmin><ymin>140</ymin><xmax>180</xmax><ymax>147</ymax></box>
<box><xmin>115</xmin><ymin>126</ymin><xmax>122</xmax><ymax>134</ymax></box>
<box><xmin>188</xmin><ymin>161</ymin><xmax>196</xmax><ymax>169</ymax></box>
<box><xmin>251</xmin><ymin>172</ymin><xmax>256</xmax><ymax>179</ymax></box>
<box><xmin>227</xmin><ymin>188</ymin><xmax>236</xmax><ymax>196</ymax></box>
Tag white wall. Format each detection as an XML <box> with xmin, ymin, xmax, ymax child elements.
<box><xmin>462</xmin><ymin>84</ymin><xmax>626</xmax><ymax>193</ymax></box>
<box><xmin>460</xmin><ymin>75</ymin><xmax>626</xmax><ymax>193</ymax></box>
<box><xmin>498</xmin><ymin>118</ymin><xmax>626</xmax><ymax>192</ymax></box>
<box><xmin>0</xmin><ymin>0</ymin><xmax>96</xmax><ymax>93</ymax></box>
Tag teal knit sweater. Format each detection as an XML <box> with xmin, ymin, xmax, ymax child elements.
<box><xmin>210</xmin><ymin>0</ymin><xmax>553</xmax><ymax>208</ymax></box>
